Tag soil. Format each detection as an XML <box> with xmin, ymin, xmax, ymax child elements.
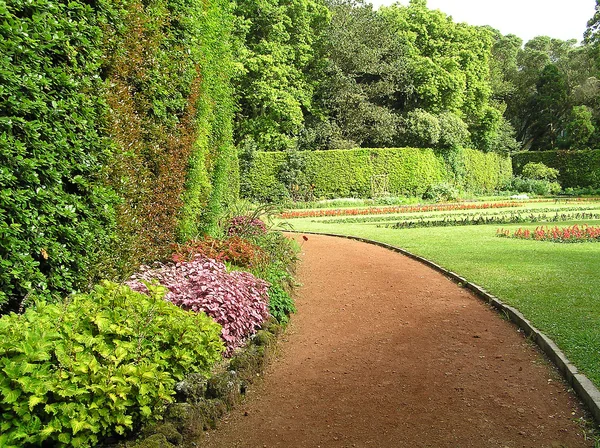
<box><xmin>202</xmin><ymin>234</ymin><xmax>593</xmax><ymax>448</ymax></box>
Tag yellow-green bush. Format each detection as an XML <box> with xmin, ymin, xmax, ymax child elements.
<box><xmin>0</xmin><ymin>282</ymin><xmax>223</xmax><ymax>447</ymax></box>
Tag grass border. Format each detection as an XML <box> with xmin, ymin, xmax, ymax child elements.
<box><xmin>288</xmin><ymin>230</ymin><xmax>600</xmax><ymax>426</ymax></box>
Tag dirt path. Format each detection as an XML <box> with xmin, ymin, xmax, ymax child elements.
<box><xmin>202</xmin><ymin>234</ymin><xmax>592</xmax><ymax>447</ymax></box>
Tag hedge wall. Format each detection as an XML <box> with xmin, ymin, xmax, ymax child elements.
<box><xmin>243</xmin><ymin>147</ymin><xmax>511</xmax><ymax>201</ymax></box>
<box><xmin>512</xmin><ymin>150</ymin><xmax>600</xmax><ymax>189</ymax></box>
<box><xmin>0</xmin><ymin>0</ymin><xmax>237</xmax><ymax>312</ymax></box>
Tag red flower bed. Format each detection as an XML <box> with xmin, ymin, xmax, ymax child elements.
<box><xmin>497</xmin><ymin>224</ymin><xmax>600</xmax><ymax>243</ymax></box>
<box><xmin>279</xmin><ymin>202</ymin><xmax>524</xmax><ymax>219</ymax></box>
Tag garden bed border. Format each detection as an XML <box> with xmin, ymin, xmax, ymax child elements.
<box><xmin>288</xmin><ymin>230</ymin><xmax>600</xmax><ymax>426</ymax></box>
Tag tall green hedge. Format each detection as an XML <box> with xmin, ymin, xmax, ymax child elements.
<box><xmin>0</xmin><ymin>0</ymin><xmax>237</xmax><ymax>312</ymax></box>
<box><xmin>0</xmin><ymin>0</ymin><xmax>116</xmax><ymax>312</ymax></box>
<box><xmin>243</xmin><ymin>147</ymin><xmax>511</xmax><ymax>201</ymax></box>
<box><xmin>102</xmin><ymin>0</ymin><xmax>237</xmax><ymax>271</ymax></box>
<box><xmin>512</xmin><ymin>150</ymin><xmax>600</xmax><ymax>189</ymax></box>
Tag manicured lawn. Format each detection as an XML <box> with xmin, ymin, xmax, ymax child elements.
<box><xmin>279</xmin><ymin>202</ymin><xmax>600</xmax><ymax>388</ymax></box>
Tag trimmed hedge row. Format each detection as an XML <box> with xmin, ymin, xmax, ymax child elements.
<box><xmin>512</xmin><ymin>150</ymin><xmax>600</xmax><ymax>189</ymax></box>
<box><xmin>0</xmin><ymin>0</ymin><xmax>117</xmax><ymax>311</ymax></box>
<box><xmin>243</xmin><ymin>148</ymin><xmax>512</xmax><ymax>201</ymax></box>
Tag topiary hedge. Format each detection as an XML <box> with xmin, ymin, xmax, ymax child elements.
<box><xmin>512</xmin><ymin>150</ymin><xmax>600</xmax><ymax>189</ymax></box>
<box><xmin>243</xmin><ymin>147</ymin><xmax>511</xmax><ymax>201</ymax></box>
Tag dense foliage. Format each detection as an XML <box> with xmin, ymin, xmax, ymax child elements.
<box><xmin>102</xmin><ymin>0</ymin><xmax>238</xmax><ymax>271</ymax></box>
<box><xmin>127</xmin><ymin>257</ymin><xmax>270</xmax><ymax>356</ymax></box>
<box><xmin>244</xmin><ymin>148</ymin><xmax>511</xmax><ymax>201</ymax></box>
<box><xmin>232</xmin><ymin>0</ymin><xmax>329</xmax><ymax>151</ymax></box>
<box><xmin>0</xmin><ymin>282</ymin><xmax>223</xmax><ymax>447</ymax></box>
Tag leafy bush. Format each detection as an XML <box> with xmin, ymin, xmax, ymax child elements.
<box><xmin>399</xmin><ymin>109</ymin><xmax>441</xmax><ymax>147</ymax></box>
<box><xmin>127</xmin><ymin>258</ymin><xmax>270</xmax><ymax>355</ymax></box>
<box><xmin>267</xmin><ymin>280</ymin><xmax>296</xmax><ymax>324</ymax></box>
<box><xmin>227</xmin><ymin>216</ymin><xmax>267</xmax><ymax>237</ymax></box>
<box><xmin>422</xmin><ymin>183</ymin><xmax>459</xmax><ymax>202</ymax></box>
<box><xmin>521</xmin><ymin>162</ymin><xmax>559</xmax><ymax>181</ymax></box>
<box><xmin>248</xmin><ymin>231</ymin><xmax>299</xmax><ymax>275</ymax></box>
<box><xmin>506</xmin><ymin>177</ymin><xmax>561</xmax><ymax>196</ymax></box>
<box><xmin>437</xmin><ymin>112</ymin><xmax>471</xmax><ymax>149</ymax></box>
<box><xmin>0</xmin><ymin>282</ymin><xmax>223</xmax><ymax>447</ymax></box>
<box><xmin>171</xmin><ymin>236</ymin><xmax>268</xmax><ymax>271</ymax></box>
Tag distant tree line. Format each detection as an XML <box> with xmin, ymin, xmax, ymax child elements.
<box><xmin>232</xmin><ymin>0</ymin><xmax>600</xmax><ymax>154</ymax></box>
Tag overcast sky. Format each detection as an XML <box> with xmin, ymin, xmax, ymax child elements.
<box><xmin>368</xmin><ymin>0</ymin><xmax>597</xmax><ymax>44</ymax></box>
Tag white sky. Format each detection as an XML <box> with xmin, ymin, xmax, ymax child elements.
<box><xmin>369</xmin><ymin>0</ymin><xmax>597</xmax><ymax>44</ymax></box>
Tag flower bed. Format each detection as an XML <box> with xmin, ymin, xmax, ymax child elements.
<box><xmin>497</xmin><ymin>224</ymin><xmax>600</xmax><ymax>243</ymax></box>
<box><xmin>279</xmin><ymin>202</ymin><xmax>524</xmax><ymax>219</ymax></box>
<box><xmin>384</xmin><ymin>212</ymin><xmax>600</xmax><ymax>229</ymax></box>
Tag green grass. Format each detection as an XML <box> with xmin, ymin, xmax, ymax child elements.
<box><xmin>280</xmin><ymin>203</ymin><xmax>600</xmax><ymax>388</ymax></box>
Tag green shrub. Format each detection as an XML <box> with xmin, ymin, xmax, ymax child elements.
<box><xmin>399</xmin><ymin>109</ymin><xmax>441</xmax><ymax>147</ymax></box>
<box><xmin>521</xmin><ymin>162</ymin><xmax>559</xmax><ymax>181</ymax></box>
<box><xmin>507</xmin><ymin>177</ymin><xmax>562</xmax><ymax>196</ymax></box>
<box><xmin>265</xmin><ymin>269</ymin><xmax>296</xmax><ymax>324</ymax></box>
<box><xmin>242</xmin><ymin>147</ymin><xmax>511</xmax><ymax>201</ymax></box>
<box><xmin>512</xmin><ymin>150</ymin><xmax>600</xmax><ymax>189</ymax></box>
<box><xmin>0</xmin><ymin>282</ymin><xmax>224</xmax><ymax>447</ymax></box>
<box><xmin>422</xmin><ymin>183</ymin><xmax>459</xmax><ymax>202</ymax></box>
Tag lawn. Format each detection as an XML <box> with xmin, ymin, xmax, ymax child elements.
<box><xmin>277</xmin><ymin>200</ymin><xmax>600</xmax><ymax>388</ymax></box>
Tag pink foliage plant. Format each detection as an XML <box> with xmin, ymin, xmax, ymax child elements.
<box><xmin>127</xmin><ymin>256</ymin><xmax>270</xmax><ymax>356</ymax></box>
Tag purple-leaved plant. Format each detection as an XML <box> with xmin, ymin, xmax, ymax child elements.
<box><xmin>127</xmin><ymin>256</ymin><xmax>270</xmax><ymax>355</ymax></box>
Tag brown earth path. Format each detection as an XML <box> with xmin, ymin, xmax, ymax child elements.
<box><xmin>202</xmin><ymin>234</ymin><xmax>593</xmax><ymax>448</ymax></box>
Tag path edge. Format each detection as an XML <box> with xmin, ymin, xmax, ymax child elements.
<box><xmin>288</xmin><ymin>230</ymin><xmax>600</xmax><ymax>426</ymax></box>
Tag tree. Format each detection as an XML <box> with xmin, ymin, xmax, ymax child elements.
<box><xmin>232</xmin><ymin>0</ymin><xmax>330</xmax><ymax>151</ymax></box>
<box><xmin>301</xmin><ymin>0</ymin><xmax>409</xmax><ymax>148</ymax></box>
<box><xmin>564</xmin><ymin>105</ymin><xmax>595</xmax><ymax>149</ymax></box>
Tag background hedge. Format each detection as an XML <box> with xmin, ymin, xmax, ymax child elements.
<box><xmin>242</xmin><ymin>147</ymin><xmax>511</xmax><ymax>202</ymax></box>
<box><xmin>0</xmin><ymin>0</ymin><xmax>237</xmax><ymax>313</ymax></box>
<box><xmin>463</xmin><ymin>149</ymin><xmax>513</xmax><ymax>194</ymax></box>
<box><xmin>512</xmin><ymin>150</ymin><xmax>600</xmax><ymax>189</ymax></box>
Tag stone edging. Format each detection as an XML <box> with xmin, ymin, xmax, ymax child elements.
<box><xmin>290</xmin><ymin>230</ymin><xmax>600</xmax><ymax>426</ymax></box>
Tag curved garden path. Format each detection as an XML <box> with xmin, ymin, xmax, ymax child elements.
<box><xmin>203</xmin><ymin>234</ymin><xmax>592</xmax><ymax>447</ymax></box>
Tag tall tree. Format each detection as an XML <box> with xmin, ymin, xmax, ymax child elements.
<box><xmin>301</xmin><ymin>0</ymin><xmax>409</xmax><ymax>149</ymax></box>
<box><xmin>232</xmin><ymin>0</ymin><xmax>329</xmax><ymax>151</ymax></box>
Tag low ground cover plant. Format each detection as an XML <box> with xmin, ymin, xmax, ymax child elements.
<box><xmin>127</xmin><ymin>257</ymin><xmax>270</xmax><ymax>355</ymax></box>
<box><xmin>0</xmin><ymin>282</ymin><xmax>223</xmax><ymax>447</ymax></box>
<box><xmin>497</xmin><ymin>224</ymin><xmax>600</xmax><ymax>243</ymax></box>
